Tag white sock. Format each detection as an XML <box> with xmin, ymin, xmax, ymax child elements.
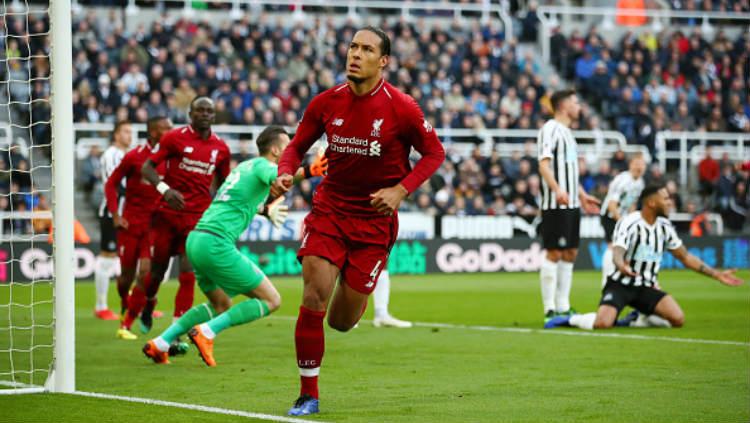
<box><xmin>94</xmin><ymin>256</ymin><xmax>116</xmax><ymax>311</ymax></box>
<box><xmin>373</xmin><ymin>270</ymin><xmax>390</xmax><ymax>319</ymax></box>
<box><xmin>641</xmin><ymin>314</ymin><xmax>672</xmax><ymax>328</ymax></box>
<box><xmin>199</xmin><ymin>323</ymin><xmax>216</xmax><ymax>339</ymax></box>
<box><xmin>569</xmin><ymin>313</ymin><xmax>596</xmax><ymax>330</ymax></box>
<box><xmin>555</xmin><ymin>261</ymin><xmax>574</xmax><ymax>313</ymax></box>
<box><xmin>540</xmin><ymin>258</ymin><xmax>558</xmax><ymax>313</ymax></box>
<box><xmin>153</xmin><ymin>336</ymin><xmax>170</xmax><ymax>352</ymax></box>
<box><xmin>601</xmin><ymin>247</ymin><xmax>614</xmax><ymax>287</ymax></box>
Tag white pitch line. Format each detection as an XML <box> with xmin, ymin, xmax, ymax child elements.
<box><xmin>269</xmin><ymin>316</ymin><xmax>750</xmax><ymax>347</ymax></box>
<box><xmin>73</xmin><ymin>391</ymin><xmax>329</xmax><ymax>423</ymax></box>
<box><xmin>410</xmin><ymin>321</ymin><xmax>750</xmax><ymax>347</ymax></box>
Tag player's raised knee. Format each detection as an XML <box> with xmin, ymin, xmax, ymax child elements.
<box><xmin>327</xmin><ymin>316</ymin><xmax>355</xmax><ymax>332</ymax></box>
<box><xmin>593</xmin><ymin>317</ymin><xmax>614</xmax><ymax>329</ymax></box>
<box><xmin>668</xmin><ymin>312</ymin><xmax>685</xmax><ymax>328</ymax></box>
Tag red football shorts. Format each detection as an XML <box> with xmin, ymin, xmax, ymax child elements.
<box><xmin>151</xmin><ymin>211</ymin><xmax>201</xmax><ymax>264</ymax></box>
<box><xmin>298</xmin><ymin>210</ymin><xmax>398</xmax><ymax>295</ymax></box>
<box><xmin>117</xmin><ymin>225</ymin><xmax>152</xmax><ymax>269</ymax></box>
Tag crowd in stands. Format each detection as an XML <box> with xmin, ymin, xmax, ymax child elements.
<box><xmin>670</xmin><ymin>0</ymin><xmax>750</xmax><ymax>14</ymax></box>
<box><xmin>0</xmin><ymin>6</ymin><xmax>748</xmax><ymax>234</ymax></box>
<box><xmin>68</xmin><ymin>9</ymin><xmax>563</xmax><ymax>138</ymax></box>
<box><xmin>0</xmin><ymin>143</ymin><xmax>52</xmax><ymax>235</ymax></box>
<box><xmin>550</xmin><ymin>25</ymin><xmax>750</xmax><ymax>155</ymax></box>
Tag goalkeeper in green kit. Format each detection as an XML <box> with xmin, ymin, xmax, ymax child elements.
<box><xmin>143</xmin><ymin>126</ymin><xmax>327</xmax><ymax>366</ymax></box>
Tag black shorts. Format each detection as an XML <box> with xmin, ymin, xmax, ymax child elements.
<box><xmin>600</xmin><ymin>215</ymin><xmax>617</xmax><ymax>243</ymax></box>
<box><xmin>99</xmin><ymin>214</ymin><xmax>118</xmax><ymax>253</ymax></box>
<box><xmin>600</xmin><ymin>279</ymin><xmax>667</xmax><ymax>315</ymax></box>
<box><xmin>540</xmin><ymin>208</ymin><xmax>581</xmax><ymax>249</ymax></box>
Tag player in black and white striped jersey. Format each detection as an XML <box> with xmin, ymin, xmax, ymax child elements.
<box><xmin>599</xmin><ymin>154</ymin><xmax>646</xmax><ymax>286</ymax></box>
<box><xmin>537</xmin><ymin>89</ymin><xmax>601</xmax><ymax>324</ymax></box>
<box><xmin>545</xmin><ymin>184</ymin><xmax>744</xmax><ymax>330</ymax></box>
<box><xmin>94</xmin><ymin>120</ymin><xmax>132</xmax><ymax>321</ymax></box>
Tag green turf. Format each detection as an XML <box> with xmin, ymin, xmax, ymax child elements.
<box><xmin>2</xmin><ymin>270</ymin><xmax>749</xmax><ymax>422</ymax></box>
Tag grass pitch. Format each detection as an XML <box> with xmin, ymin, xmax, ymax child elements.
<box><xmin>2</xmin><ymin>270</ymin><xmax>749</xmax><ymax>422</ymax></box>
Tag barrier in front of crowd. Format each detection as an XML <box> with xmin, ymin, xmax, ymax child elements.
<box><xmin>2</xmin><ymin>235</ymin><xmax>746</xmax><ymax>282</ymax></box>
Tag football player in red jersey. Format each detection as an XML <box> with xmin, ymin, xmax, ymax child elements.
<box><xmin>134</xmin><ymin>97</ymin><xmax>231</xmax><ymax>334</ymax></box>
<box><xmin>273</xmin><ymin>27</ymin><xmax>445</xmax><ymax>416</ymax></box>
<box><xmin>105</xmin><ymin>116</ymin><xmax>172</xmax><ymax>340</ymax></box>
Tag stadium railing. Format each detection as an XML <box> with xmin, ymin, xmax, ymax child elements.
<box><xmin>536</xmin><ymin>6</ymin><xmax>750</xmax><ymax>64</ymax></box>
<box><xmin>72</xmin><ymin>123</ymin><xmax>640</xmax><ymax>162</ymax></box>
<box><xmin>656</xmin><ymin>132</ymin><xmax>750</xmax><ymax>189</ymax></box>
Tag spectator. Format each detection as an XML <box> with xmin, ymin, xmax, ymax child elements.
<box><xmin>698</xmin><ymin>146</ymin><xmax>720</xmax><ymax>198</ymax></box>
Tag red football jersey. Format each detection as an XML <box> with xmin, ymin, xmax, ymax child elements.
<box><xmin>105</xmin><ymin>143</ymin><xmax>165</xmax><ymax>230</ymax></box>
<box><xmin>149</xmin><ymin>125</ymin><xmax>231</xmax><ymax>216</ymax></box>
<box><xmin>278</xmin><ymin>79</ymin><xmax>445</xmax><ymax>216</ymax></box>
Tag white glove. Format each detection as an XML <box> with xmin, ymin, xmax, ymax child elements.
<box><xmin>267</xmin><ymin>196</ymin><xmax>289</xmax><ymax>229</ymax></box>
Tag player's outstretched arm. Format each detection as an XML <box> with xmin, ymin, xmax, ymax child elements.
<box><xmin>671</xmin><ymin>246</ymin><xmax>744</xmax><ymax>286</ymax></box>
<box><xmin>142</xmin><ymin>158</ymin><xmax>185</xmax><ymax>210</ymax></box>
<box><xmin>276</xmin><ymin>95</ymin><xmax>327</xmax><ymax>197</ymax></box>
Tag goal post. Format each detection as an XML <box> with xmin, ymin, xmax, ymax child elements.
<box><xmin>49</xmin><ymin>0</ymin><xmax>75</xmax><ymax>394</ymax></box>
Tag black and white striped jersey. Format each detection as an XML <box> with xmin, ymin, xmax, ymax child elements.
<box><xmin>608</xmin><ymin>212</ymin><xmax>683</xmax><ymax>287</ymax></box>
<box><xmin>98</xmin><ymin>145</ymin><xmax>125</xmax><ymax>218</ymax></box>
<box><xmin>537</xmin><ymin>119</ymin><xmax>580</xmax><ymax>210</ymax></box>
<box><xmin>600</xmin><ymin>171</ymin><xmax>644</xmax><ymax>219</ymax></box>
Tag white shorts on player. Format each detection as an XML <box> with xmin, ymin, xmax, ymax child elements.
<box><xmin>373</xmin><ymin>270</ymin><xmax>412</xmax><ymax>328</ymax></box>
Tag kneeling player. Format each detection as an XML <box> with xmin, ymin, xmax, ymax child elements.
<box><xmin>546</xmin><ymin>184</ymin><xmax>744</xmax><ymax>330</ymax></box>
<box><xmin>143</xmin><ymin>126</ymin><xmax>325</xmax><ymax>365</ymax></box>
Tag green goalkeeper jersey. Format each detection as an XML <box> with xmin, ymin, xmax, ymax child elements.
<box><xmin>194</xmin><ymin>157</ymin><xmax>277</xmax><ymax>242</ymax></box>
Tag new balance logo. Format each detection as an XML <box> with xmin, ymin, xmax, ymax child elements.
<box><xmin>369</xmin><ymin>141</ymin><xmax>381</xmax><ymax>157</ymax></box>
<box><xmin>364</xmin><ymin>281</ymin><xmax>375</xmax><ymax>289</ymax></box>
<box><xmin>423</xmin><ymin>119</ymin><xmax>433</xmax><ymax>133</ymax></box>
<box><xmin>371</xmin><ymin>118</ymin><xmax>384</xmax><ymax>137</ymax></box>
<box><xmin>332</xmin><ymin>118</ymin><xmax>344</xmax><ymax>126</ymax></box>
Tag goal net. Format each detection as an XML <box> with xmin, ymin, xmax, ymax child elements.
<box><xmin>0</xmin><ymin>0</ymin><xmax>74</xmax><ymax>394</ymax></box>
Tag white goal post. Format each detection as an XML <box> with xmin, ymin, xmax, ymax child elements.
<box><xmin>50</xmin><ymin>0</ymin><xmax>75</xmax><ymax>394</ymax></box>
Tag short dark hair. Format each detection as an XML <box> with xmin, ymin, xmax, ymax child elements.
<box><xmin>189</xmin><ymin>96</ymin><xmax>213</xmax><ymax>111</ymax></box>
<box><xmin>111</xmin><ymin>119</ymin><xmax>130</xmax><ymax>142</ymax></box>
<box><xmin>256</xmin><ymin>125</ymin><xmax>288</xmax><ymax>155</ymax></box>
<box><xmin>146</xmin><ymin>115</ymin><xmax>167</xmax><ymax>130</ymax></box>
<box><xmin>360</xmin><ymin>26</ymin><xmax>391</xmax><ymax>56</ymax></box>
<box><xmin>550</xmin><ymin>89</ymin><xmax>577</xmax><ymax>112</ymax></box>
<box><xmin>638</xmin><ymin>183</ymin><xmax>665</xmax><ymax>206</ymax></box>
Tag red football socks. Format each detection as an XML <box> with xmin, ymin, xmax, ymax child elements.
<box><xmin>174</xmin><ymin>271</ymin><xmax>195</xmax><ymax>318</ymax></box>
<box><xmin>123</xmin><ymin>283</ymin><xmax>146</xmax><ymax>329</ymax></box>
<box><xmin>295</xmin><ymin>306</ymin><xmax>326</xmax><ymax>399</ymax></box>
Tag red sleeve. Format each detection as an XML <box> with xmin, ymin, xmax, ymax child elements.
<box><xmin>278</xmin><ymin>94</ymin><xmax>326</xmax><ymax>176</ymax></box>
<box><xmin>741</xmin><ymin>161</ymin><xmax>750</xmax><ymax>172</ymax></box>
<box><xmin>149</xmin><ymin>131</ymin><xmax>175</xmax><ymax>165</ymax></box>
<box><xmin>398</xmin><ymin>96</ymin><xmax>445</xmax><ymax>194</ymax></box>
<box><xmin>104</xmin><ymin>153</ymin><xmax>129</xmax><ymax>216</ymax></box>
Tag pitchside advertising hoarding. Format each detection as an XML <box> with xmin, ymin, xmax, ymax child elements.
<box><xmin>1</xmin><ymin>236</ymin><xmax>747</xmax><ymax>282</ymax></box>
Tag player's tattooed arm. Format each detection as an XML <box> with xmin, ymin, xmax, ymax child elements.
<box><xmin>670</xmin><ymin>245</ymin><xmax>744</xmax><ymax>286</ymax></box>
<box><xmin>612</xmin><ymin>246</ymin><xmax>636</xmax><ymax>277</ymax></box>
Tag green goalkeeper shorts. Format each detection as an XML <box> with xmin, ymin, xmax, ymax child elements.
<box><xmin>186</xmin><ymin>230</ymin><xmax>266</xmax><ymax>297</ymax></box>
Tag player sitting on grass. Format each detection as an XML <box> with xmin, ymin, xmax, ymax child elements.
<box><xmin>143</xmin><ymin>125</ymin><xmax>327</xmax><ymax>365</ymax></box>
<box><xmin>545</xmin><ymin>184</ymin><xmax>744</xmax><ymax>330</ymax></box>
